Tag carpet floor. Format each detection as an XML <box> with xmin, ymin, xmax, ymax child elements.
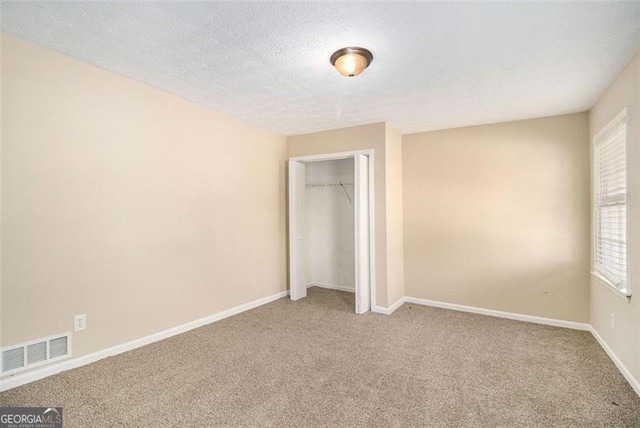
<box><xmin>2</xmin><ymin>287</ymin><xmax>639</xmax><ymax>427</ymax></box>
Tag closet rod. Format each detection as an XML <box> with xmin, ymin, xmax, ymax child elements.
<box><xmin>339</xmin><ymin>180</ymin><xmax>352</xmax><ymax>204</ymax></box>
<box><xmin>306</xmin><ymin>181</ymin><xmax>353</xmax><ymax>204</ymax></box>
<box><xmin>305</xmin><ymin>182</ymin><xmax>354</xmax><ymax>187</ymax></box>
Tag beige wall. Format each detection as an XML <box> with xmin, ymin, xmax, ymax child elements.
<box><xmin>3</xmin><ymin>28</ymin><xmax>636</xmax><ymax>390</ymax></box>
<box><xmin>403</xmin><ymin>113</ymin><xmax>591</xmax><ymax>322</ymax></box>
<box><xmin>589</xmin><ymin>51</ymin><xmax>640</xmax><ymax>384</ymax></box>
<box><xmin>385</xmin><ymin>125</ymin><xmax>405</xmax><ymax>306</ymax></box>
<box><xmin>0</xmin><ymin>34</ymin><xmax>287</xmax><ymax>369</ymax></box>
<box><xmin>287</xmin><ymin>123</ymin><xmax>390</xmax><ymax>307</ymax></box>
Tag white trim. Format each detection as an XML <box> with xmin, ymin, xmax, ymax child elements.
<box><xmin>403</xmin><ymin>296</ymin><xmax>591</xmax><ymax>331</ymax></box>
<box><xmin>307</xmin><ymin>282</ymin><xmax>355</xmax><ymax>293</ymax></box>
<box><xmin>3</xmin><ymin>289</ymin><xmax>639</xmax><ymax>398</ymax></box>
<box><xmin>354</xmin><ymin>153</ymin><xmax>371</xmax><ymax>314</ymax></box>
<box><xmin>371</xmin><ymin>306</ymin><xmax>392</xmax><ymax>315</ymax></box>
<box><xmin>289</xmin><ymin>150</ymin><xmax>373</xmax><ymax>163</ymax></box>
<box><xmin>288</xmin><ymin>149</ymin><xmax>376</xmax><ymax>313</ymax></box>
<box><xmin>377</xmin><ymin>295</ymin><xmax>639</xmax><ymax>396</ymax></box>
<box><xmin>367</xmin><ymin>151</ymin><xmax>377</xmax><ymax>311</ymax></box>
<box><xmin>592</xmin><ymin>107</ymin><xmax>631</xmax><ymax>298</ymax></box>
<box><xmin>0</xmin><ymin>290</ymin><xmax>288</xmax><ymax>392</ymax></box>
<box><xmin>288</xmin><ymin>159</ymin><xmax>307</xmax><ymax>301</ymax></box>
<box><xmin>589</xmin><ymin>326</ymin><xmax>640</xmax><ymax>396</ymax></box>
<box><xmin>591</xmin><ymin>271</ymin><xmax>631</xmax><ymax>302</ymax></box>
<box><xmin>593</xmin><ymin>107</ymin><xmax>628</xmax><ymax>142</ymax></box>
<box><xmin>372</xmin><ymin>296</ymin><xmax>405</xmax><ymax>315</ymax></box>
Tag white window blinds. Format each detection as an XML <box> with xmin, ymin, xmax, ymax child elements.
<box><xmin>594</xmin><ymin>109</ymin><xmax>628</xmax><ymax>296</ymax></box>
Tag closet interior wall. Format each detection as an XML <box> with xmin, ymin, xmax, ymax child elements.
<box><xmin>305</xmin><ymin>159</ymin><xmax>355</xmax><ymax>292</ymax></box>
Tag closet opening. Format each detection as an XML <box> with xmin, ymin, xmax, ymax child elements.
<box><xmin>288</xmin><ymin>150</ymin><xmax>375</xmax><ymax>314</ymax></box>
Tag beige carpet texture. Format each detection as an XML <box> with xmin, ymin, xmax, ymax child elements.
<box><xmin>1</xmin><ymin>287</ymin><xmax>639</xmax><ymax>427</ymax></box>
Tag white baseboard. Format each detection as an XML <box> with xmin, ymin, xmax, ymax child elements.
<box><xmin>0</xmin><ymin>290</ymin><xmax>289</xmax><ymax>392</ymax></box>
<box><xmin>404</xmin><ymin>296</ymin><xmax>591</xmax><ymax>331</ymax></box>
<box><xmin>403</xmin><ymin>296</ymin><xmax>638</xmax><ymax>397</ymax></box>
<box><xmin>372</xmin><ymin>296</ymin><xmax>406</xmax><ymax>315</ymax></box>
<box><xmin>307</xmin><ymin>282</ymin><xmax>355</xmax><ymax>293</ymax></box>
<box><xmin>589</xmin><ymin>326</ymin><xmax>640</xmax><ymax>396</ymax></box>
<box><xmin>4</xmin><ymin>289</ymin><xmax>638</xmax><ymax>398</ymax></box>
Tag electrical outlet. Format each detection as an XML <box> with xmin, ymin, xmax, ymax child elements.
<box><xmin>74</xmin><ymin>314</ymin><xmax>87</xmax><ymax>332</ymax></box>
<box><xmin>611</xmin><ymin>313</ymin><xmax>615</xmax><ymax>330</ymax></box>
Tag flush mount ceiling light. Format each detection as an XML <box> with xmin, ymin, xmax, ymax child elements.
<box><xmin>330</xmin><ymin>47</ymin><xmax>373</xmax><ymax>77</ymax></box>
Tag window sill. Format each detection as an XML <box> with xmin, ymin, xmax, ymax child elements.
<box><xmin>591</xmin><ymin>271</ymin><xmax>631</xmax><ymax>302</ymax></box>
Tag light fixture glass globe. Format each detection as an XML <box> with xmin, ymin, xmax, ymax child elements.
<box><xmin>334</xmin><ymin>53</ymin><xmax>368</xmax><ymax>77</ymax></box>
<box><xmin>330</xmin><ymin>47</ymin><xmax>373</xmax><ymax>77</ymax></box>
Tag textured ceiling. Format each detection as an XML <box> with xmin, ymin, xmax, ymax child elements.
<box><xmin>1</xmin><ymin>2</ymin><xmax>639</xmax><ymax>136</ymax></box>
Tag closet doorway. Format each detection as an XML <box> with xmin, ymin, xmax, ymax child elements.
<box><xmin>289</xmin><ymin>150</ymin><xmax>374</xmax><ymax>314</ymax></box>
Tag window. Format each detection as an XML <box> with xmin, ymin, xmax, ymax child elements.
<box><xmin>593</xmin><ymin>108</ymin><xmax>629</xmax><ymax>296</ymax></box>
